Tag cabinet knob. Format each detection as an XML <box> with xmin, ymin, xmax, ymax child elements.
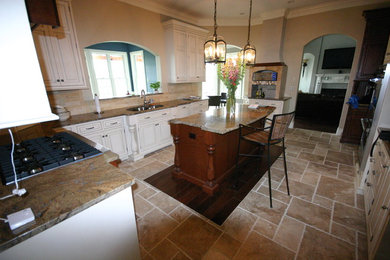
<box><xmin>61</xmin><ymin>79</ymin><xmax>64</xmax><ymax>82</ymax></box>
<box><xmin>382</xmin><ymin>205</ymin><xmax>389</xmax><ymax>210</ymax></box>
<box><xmin>57</xmin><ymin>79</ymin><xmax>60</xmax><ymax>82</ymax></box>
<box><xmin>366</xmin><ymin>182</ymin><xmax>372</xmax><ymax>187</ymax></box>
<box><xmin>383</xmin><ymin>165</ymin><xmax>389</xmax><ymax>169</ymax></box>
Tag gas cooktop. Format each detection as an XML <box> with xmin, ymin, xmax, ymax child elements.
<box><xmin>0</xmin><ymin>132</ymin><xmax>102</xmax><ymax>185</ymax></box>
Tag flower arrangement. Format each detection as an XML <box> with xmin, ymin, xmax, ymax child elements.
<box><xmin>217</xmin><ymin>56</ymin><xmax>245</xmax><ymax>113</ymax></box>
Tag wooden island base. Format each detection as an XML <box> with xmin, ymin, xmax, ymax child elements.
<box><xmin>170</xmin><ymin>117</ymin><xmax>265</xmax><ymax>195</ymax></box>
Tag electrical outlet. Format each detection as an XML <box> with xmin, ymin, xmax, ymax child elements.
<box><xmin>7</xmin><ymin>208</ymin><xmax>35</xmax><ymax>230</ymax></box>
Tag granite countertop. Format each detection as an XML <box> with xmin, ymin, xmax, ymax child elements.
<box><xmin>170</xmin><ymin>104</ymin><xmax>275</xmax><ymax>134</ymax></box>
<box><xmin>0</xmin><ymin>151</ymin><xmax>135</xmax><ymax>252</ymax></box>
<box><xmin>248</xmin><ymin>96</ymin><xmax>292</xmax><ymax>101</ymax></box>
<box><xmin>57</xmin><ymin>99</ymin><xmax>206</xmax><ymax>127</ymax></box>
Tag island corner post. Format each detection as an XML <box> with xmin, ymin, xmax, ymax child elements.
<box><xmin>170</xmin><ymin>106</ymin><xmax>272</xmax><ymax>195</ymax></box>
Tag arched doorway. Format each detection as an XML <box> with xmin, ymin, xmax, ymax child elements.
<box><xmin>294</xmin><ymin>34</ymin><xmax>357</xmax><ymax>133</ymax></box>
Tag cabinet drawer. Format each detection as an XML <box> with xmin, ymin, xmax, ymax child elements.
<box><xmin>136</xmin><ymin>109</ymin><xmax>170</xmax><ymax>124</ymax></box>
<box><xmin>102</xmin><ymin>117</ymin><xmax>123</xmax><ymax>130</ymax></box>
<box><xmin>76</xmin><ymin>121</ymin><xmax>102</xmax><ymax>135</ymax></box>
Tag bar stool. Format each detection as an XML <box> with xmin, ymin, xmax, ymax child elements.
<box><xmin>235</xmin><ymin>111</ymin><xmax>295</xmax><ymax>208</ymax></box>
<box><xmin>208</xmin><ymin>96</ymin><xmax>221</xmax><ymax>107</ymax></box>
<box><xmin>220</xmin><ymin>92</ymin><xmax>227</xmax><ymax>106</ymax></box>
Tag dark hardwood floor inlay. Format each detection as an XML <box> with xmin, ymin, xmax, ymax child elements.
<box><xmin>145</xmin><ymin>146</ymin><xmax>283</xmax><ymax>225</ymax></box>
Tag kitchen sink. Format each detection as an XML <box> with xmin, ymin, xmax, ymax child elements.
<box><xmin>127</xmin><ymin>104</ymin><xmax>164</xmax><ymax>111</ymax></box>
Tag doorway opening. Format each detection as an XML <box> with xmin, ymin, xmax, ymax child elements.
<box><xmin>295</xmin><ymin>34</ymin><xmax>356</xmax><ymax>133</ymax></box>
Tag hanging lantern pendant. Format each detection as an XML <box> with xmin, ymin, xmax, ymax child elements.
<box><xmin>243</xmin><ymin>0</ymin><xmax>256</xmax><ymax>65</ymax></box>
<box><xmin>204</xmin><ymin>0</ymin><xmax>226</xmax><ymax>63</ymax></box>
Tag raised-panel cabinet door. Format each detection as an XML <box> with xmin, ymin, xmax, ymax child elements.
<box><xmin>195</xmin><ymin>35</ymin><xmax>206</xmax><ymax>81</ymax></box>
<box><xmin>159</xmin><ymin>121</ymin><xmax>172</xmax><ymax>146</ymax></box>
<box><xmin>32</xmin><ymin>28</ymin><xmax>61</xmax><ymax>88</ymax></box>
<box><xmin>105</xmin><ymin>128</ymin><xmax>127</xmax><ymax>159</ymax></box>
<box><xmin>173</xmin><ymin>30</ymin><xmax>187</xmax><ymax>82</ymax></box>
<box><xmin>187</xmin><ymin>33</ymin><xmax>197</xmax><ymax>82</ymax></box>
<box><xmin>138</xmin><ymin>122</ymin><xmax>158</xmax><ymax>152</ymax></box>
<box><xmin>83</xmin><ymin>132</ymin><xmax>104</xmax><ymax>147</ymax></box>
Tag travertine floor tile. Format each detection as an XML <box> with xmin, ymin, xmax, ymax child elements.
<box><xmin>169</xmin><ymin>205</ymin><xmax>192</xmax><ymax>223</ymax></box>
<box><xmin>168</xmin><ymin>215</ymin><xmax>222</xmax><ymax>260</ymax></box>
<box><xmin>234</xmin><ymin>232</ymin><xmax>295</xmax><ymax>260</ymax></box>
<box><xmin>285</xmin><ymin>139</ymin><xmax>316</xmax><ymax>149</ymax></box>
<box><xmin>306</xmin><ymin>161</ymin><xmax>337</xmax><ymax>176</ymax></box>
<box><xmin>203</xmin><ymin>233</ymin><xmax>241</xmax><ymax>259</ymax></box>
<box><xmin>298</xmin><ymin>151</ymin><xmax>325</xmax><ymax>164</ymax></box>
<box><xmin>301</xmin><ymin>171</ymin><xmax>320</xmax><ymax>186</ymax></box>
<box><xmin>331</xmin><ymin>222</ymin><xmax>356</xmax><ymax>245</ymax></box>
<box><xmin>326</xmin><ymin>150</ymin><xmax>354</xmax><ymax>166</ymax></box>
<box><xmin>150</xmin><ymin>239</ymin><xmax>179</xmax><ymax>259</ymax></box>
<box><xmin>134</xmin><ymin>194</ymin><xmax>154</xmax><ymax>217</ymax></box>
<box><xmin>313</xmin><ymin>195</ymin><xmax>333</xmax><ymax>209</ymax></box>
<box><xmin>253</xmin><ymin>217</ymin><xmax>278</xmax><ymax>239</ymax></box>
<box><xmin>222</xmin><ymin>207</ymin><xmax>257</xmax><ymax>242</ymax></box>
<box><xmin>274</xmin><ymin>216</ymin><xmax>305</xmax><ymax>252</ymax></box>
<box><xmin>258</xmin><ymin>185</ymin><xmax>291</xmax><ymax>204</ymax></box>
<box><xmin>148</xmin><ymin>191</ymin><xmax>180</xmax><ymax>214</ymax></box>
<box><xmin>137</xmin><ymin>208</ymin><xmax>177</xmax><ymax>251</ymax></box>
<box><xmin>239</xmin><ymin>191</ymin><xmax>287</xmax><ymax>225</ymax></box>
<box><xmin>316</xmin><ymin>176</ymin><xmax>355</xmax><ymax>206</ymax></box>
<box><xmin>333</xmin><ymin>202</ymin><xmax>366</xmax><ymax>233</ymax></box>
<box><xmin>297</xmin><ymin>226</ymin><xmax>355</xmax><ymax>260</ymax></box>
<box><xmin>138</xmin><ymin>187</ymin><xmax>158</xmax><ymax>200</ymax></box>
<box><xmin>279</xmin><ymin>179</ymin><xmax>315</xmax><ymax>201</ymax></box>
<box><xmin>358</xmin><ymin>232</ymin><xmax>368</xmax><ymax>260</ymax></box>
<box><xmin>287</xmin><ymin>197</ymin><xmax>331</xmax><ymax>232</ymax></box>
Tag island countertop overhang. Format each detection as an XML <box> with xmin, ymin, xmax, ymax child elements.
<box><xmin>169</xmin><ymin>104</ymin><xmax>275</xmax><ymax>134</ymax></box>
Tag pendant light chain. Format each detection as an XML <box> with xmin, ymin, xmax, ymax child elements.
<box><xmin>247</xmin><ymin>0</ymin><xmax>252</xmax><ymax>44</ymax></box>
<box><xmin>213</xmin><ymin>0</ymin><xmax>217</xmax><ymax>37</ymax></box>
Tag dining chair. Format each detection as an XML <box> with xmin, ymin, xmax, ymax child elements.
<box><xmin>220</xmin><ymin>92</ymin><xmax>227</xmax><ymax>106</ymax></box>
<box><xmin>235</xmin><ymin>111</ymin><xmax>295</xmax><ymax>208</ymax></box>
<box><xmin>208</xmin><ymin>96</ymin><xmax>221</xmax><ymax>107</ymax></box>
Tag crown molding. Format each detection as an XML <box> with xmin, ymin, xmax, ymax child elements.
<box><xmin>287</xmin><ymin>0</ymin><xmax>390</xmax><ymax>19</ymax></box>
<box><xmin>118</xmin><ymin>0</ymin><xmax>199</xmax><ymax>25</ymax></box>
<box><xmin>261</xmin><ymin>8</ymin><xmax>288</xmax><ymax>21</ymax></box>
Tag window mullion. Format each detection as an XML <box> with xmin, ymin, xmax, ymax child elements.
<box><xmin>106</xmin><ymin>54</ymin><xmax>117</xmax><ymax>97</ymax></box>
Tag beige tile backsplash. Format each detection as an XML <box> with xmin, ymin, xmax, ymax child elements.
<box><xmin>47</xmin><ymin>82</ymin><xmax>202</xmax><ymax>116</ymax></box>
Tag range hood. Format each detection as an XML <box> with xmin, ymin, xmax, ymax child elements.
<box><xmin>0</xmin><ymin>0</ymin><xmax>58</xmax><ymax>129</ymax></box>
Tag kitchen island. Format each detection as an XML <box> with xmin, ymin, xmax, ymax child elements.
<box><xmin>170</xmin><ymin>104</ymin><xmax>275</xmax><ymax>195</ymax></box>
<box><xmin>0</xmin><ymin>136</ymin><xmax>140</xmax><ymax>259</ymax></box>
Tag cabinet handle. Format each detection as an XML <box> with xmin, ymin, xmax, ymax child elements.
<box><xmin>162</xmin><ymin>113</ymin><xmax>167</xmax><ymax>115</ymax></box>
<box><xmin>61</xmin><ymin>79</ymin><xmax>64</xmax><ymax>82</ymax></box>
<box><xmin>155</xmin><ymin>123</ymin><xmax>159</xmax><ymax>126</ymax></box>
<box><xmin>86</xmin><ymin>127</ymin><xmax>95</xmax><ymax>130</ymax></box>
<box><xmin>366</xmin><ymin>182</ymin><xmax>372</xmax><ymax>187</ymax></box>
<box><xmin>177</xmin><ymin>76</ymin><xmax>179</xmax><ymax>79</ymax></box>
<box><xmin>57</xmin><ymin>79</ymin><xmax>60</xmax><ymax>82</ymax></box>
<box><xmin>145</xmin><ymin>116</ymin><xmax>150</xmax><ymax>119</ymax></box>
<box><xmin>110</xmin><ymin>122</ymin><xmax>118</xmax><ymax>125</ymax></box>
<box><xmin>382</xmin><ymin>206</ymin><xmax>389</xmax><ymax>210</ymax></box>
<box><xmin>196</xmin><ymin>76</ymin><xmax>199</xmax><ymax>78</ymax></box>
<box><xmin>372</xmin><ymin>170</ymin><xmax>376</xmax><ymax>175</ymax></box>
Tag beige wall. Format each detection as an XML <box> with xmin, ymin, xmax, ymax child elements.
<box><xmin>257</xmin><ymin>17</ymin><xmax>286</xmax><ymax>63</ymax></box>
<box><xmin>48</xmin><ymin>0</ymin><xmax>202</xmax><ymax>115</ymax></box>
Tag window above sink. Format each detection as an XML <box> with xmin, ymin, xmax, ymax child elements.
<box><xmin>84</xmin><ymin>42</ymin><xmax>162</xmax><ymax>99</ymax></box>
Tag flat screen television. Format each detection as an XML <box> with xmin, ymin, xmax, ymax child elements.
<box><xmin>321</xmin><ymin>47</ymin><xmax>355</xmax><ymax>69</ymax></box>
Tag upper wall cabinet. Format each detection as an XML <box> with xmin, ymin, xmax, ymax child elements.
<box><xmin>163</xmin><ymin>20</ymin><xmax>208</xmax><ymax>83</ymax></box>
<box><xmin>32</xmin><ymin>0</ymin><xmax>86</xmax><ymax>91</ymax></box>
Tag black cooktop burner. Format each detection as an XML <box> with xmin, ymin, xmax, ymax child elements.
<box><xmin>0</xmin><ymin>132</ymin><xmax>102</xmax><ymax>185</ymax></box>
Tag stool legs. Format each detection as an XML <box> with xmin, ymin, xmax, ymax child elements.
<box><xmin>267</xmin><ymin>145</ymin><xmax>273</xmax><ymax>208</ymax></box>
<box><xmin>282</xmin><ymin>138</ymin><xmax>290</xmax><ymax>196</ymax></box>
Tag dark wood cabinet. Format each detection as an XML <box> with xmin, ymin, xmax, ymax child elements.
<box><xmin>25</xmin><ymin>0</ymin><xmax>60</xmax><ymax>28</ymax></box>
<box><xmin>341</xmin><ymin>8</ymin><xmax>390</xmax><ymax>144</ymax></box>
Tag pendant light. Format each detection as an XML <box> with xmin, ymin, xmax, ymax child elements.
<box><xmin>204</xmin><ymin>0</ymin><xmax>226</xmax><ymax>63</ymax></box>
<box><xmin>243</xmin><ymin>0</ymin><xmax>256</xmax><ymax>65</ymax></box>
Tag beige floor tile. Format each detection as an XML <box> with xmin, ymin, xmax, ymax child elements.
<box><xmin>279</xmin><ymin>179</ymin><xmax>315</xmax><ymax>201</ymax></box>
<box><xmin>326</xmin><ymin>150</ymin><xmax>354</xmax><ymax>166</ymax></box>
<box><xmin>222</xmin><ymin>207</ymin><xmax>257</xmax><ymax>242</ymax></box>
<box><xmin>309</xmin><ymin>136</ymin><xmax>330</xmax><ymax>144</ymax></box>
<box><xmin>130</xmin><ymin>161</ymin><xmax>170</xmax><ymax>180</ymax></box>
<box><xmin>253</xmin><ymin>217</ymin><xmax>278</xmax><ymax>239</ymax></box>
<box><xmin>297</xmin><ymin>226</ymin><xmax>355</xmax><ymax>260</ymax></box>
<box><xmin>298</xmin><ymin>152</ymin><xmax>325</xmax><ymax>164</ymax></box>
<box><xmin>169</xmin><ymin>205</ymin><xmax>192</xmax><ymax>223</ymax></box>
<box><xmin>287</xmin><ymin>197</ymin><xmax>331</xmax><ymax>232</ymax></box>
<box><xmin>172</xmin><ymin>251</ymin><xmax>191</xmax><ymax>260</ymax></box>
<box><xmin>258</xmin><ymin>185</ymin><xmax>292</xmax><ymax>204</ymax></box>
<box><xmin>316</xmin><ymin>176</ymin><xmax>355</xmax><ymax>206</ymax></box>
<box><xmin>312</xmin><ymin>147</ymin><xmax>328</xmax><ymax>156</ymax></box>
<box><xmin>234</xmin><ymin>232</ymin><xmax>295</xmax><ymax>260</ymax></box>
<box><xmin>333</xmin><ymin>202</ymin><xmax>366</xmax><ymax>233</ymax></box>
<box><xmin>137</xmin><ymin>208</ymin><xmax>178</xmax><ymax>251</ymax></box>
<box><xmin>274</xmin><ymin>216</ymin><xmax>305</xmax><ymax>252</ymax></box>
<box><xmin>203</xmin><ymin>233</ymin><xmax>241</xmax><ymax>259</ymax></box>
<box><xmin>138</xmin><ymin>187</ymin><xmax>158</xmax><ymax>200</ymax></box>
<box><xmin>301</xmin><ymin>171</ymin><xmax>320</xmax><ymax>186</ymax></box>
<box><xmin>239</xmin><ymin>191</ymin><xmax>287</xmax><ymax>225</ymax></box>
<box><xmin>306</xmin><ymin>161</ymin><xmax>337</xmax><ymax>176</ymax></box>
<box><xmin>331</xmin><ymin>222</ymin><xmax>356</xmax><ymax>245</ymax></box>
<box><xmin>285</xmin><ymin>139</ymin><xmax>316</xmax><ymax>149</ymax></box>
<box><xmin>273</xmin><ymin>158</ymin><xmax>308</xmax><ymax>174</ymax></box>
<box><xmin>312</xmin><ymin>195</ymin><xmax>333</xmax><ymax>209</ymax></box>
<box><xmin>150</xmin><ymin>239</ymin><xmax>180</xmax><ymax>259</ymax></box>
<box><xmin>316</xmin><ymin>142</ymin><xmax>341</xmax><ymax>151</ymax></box>
<box><xmin>324</xmin><ymin>160</ymin><xmax>339</xmax><ymax>168</ymax></box>
<box><xmin>168</xmin><ymin>215</ymin><xmax>222</xmax><ymax>260</ymax></box>
<box><xmin>134</xmin><ymin>194</ymin><xmax>154</xmax><ymax>218</ymax></box>
<box><xmin>358</xmin><ymin>232</ymin><xmax>368</xmax><ymax>260</ymax></box>
<box><xmin>132</xmin><ymin>180</ymin><xmax>148</xmax><ymax>194</ymax></box>
<box><xmin>356</xmin><ymin>194</ymin><xmax>365</xmax><ymax>210</ymax></box>
<box><xmin>148</xmin><ymin>191</ymin><xmax>180</xmax><ymax>214</ymax></box>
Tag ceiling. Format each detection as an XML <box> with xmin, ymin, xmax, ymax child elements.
<box><xmin>119</xmin><ymin>0</ymin><xmax>390</xmax><ymax>26</ymax></box>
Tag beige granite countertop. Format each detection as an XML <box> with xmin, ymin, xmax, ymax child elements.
<box><xmin>170</xmin><ymin>104</ymin><xmax>275</xmax><ymax>134</ymax></box>
<box><xmin>57</xmin><ymin>99</ymin><xmax>206</xmax><ymax>127</ymax></box>
<box><xmin>0</xmin><ymin>152</ymin><xmax>135</xmax><ymax>251</ymax></box>
<box><xmin>248</xmin><ymin>97</ymin><xmax>292</xmax><ymax>101</ymax></box>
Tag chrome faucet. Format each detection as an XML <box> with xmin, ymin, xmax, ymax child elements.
<box><xmin>140</xmin><ymin>89</ymin><xmax>147</xmax><ymax>106</ymax></box>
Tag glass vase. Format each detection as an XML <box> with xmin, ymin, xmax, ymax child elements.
<box><xmin>226</xmin><ymin>89</ymin><xmax>236</xmax><ymax>115</ymax></box>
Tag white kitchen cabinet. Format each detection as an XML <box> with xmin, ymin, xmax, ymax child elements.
<box><xmin>174</xmin><ymin>104</ymin><xmax>192</xmax><ymax>118</ymax></box>
<box><xmin>163</xmin><ymin>19</ymin><xmax>208</xmax><ymax>83</ymax></box>
<box><xmin>138</xmin><ymin>121</ymin><xmax>159</xmax><ymax>152</ymax></box>
<box><xmin>249</xmin><ymin>98</ymin><xmax>291</xmax><ymax>120</ymax></box>
<box><xmin>32</xmin><ymin>0</ymin><xmax>86</xmax><ymax>91</ymax></box>
<box><xmin>67</xmin><ymin>117</ymin><xmax>128</xmax><ymax>160</ymax></box>
<box><xmin>364</xmin><ymin>139</ymin><xmax>390</xmax><ymax>260</ymax></box>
